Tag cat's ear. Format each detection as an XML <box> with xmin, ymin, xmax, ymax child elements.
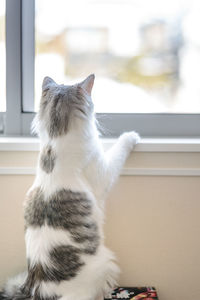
<box><xmin>79</xmin><ymin>74</ymin><xmax>95</xmax><ymax>96</ymax></box>
<box><xmin>42</xmin><ymin>76</ymin><xmax>57</xmax><ymax>91</ymax></box>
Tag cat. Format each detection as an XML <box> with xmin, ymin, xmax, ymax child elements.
<box><xmin>0</xmin><ymin>74</ymin><xmax>140</xmax><ymax>300</ymax></box>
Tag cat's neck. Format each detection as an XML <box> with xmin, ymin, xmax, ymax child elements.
<box><xmin>39</xmin><ymin>118</ymin><xmax>101</xmax><ymax>171</ymax></box>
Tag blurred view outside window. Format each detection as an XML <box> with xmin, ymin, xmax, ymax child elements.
<box><xmin>0</xmin><ymin>1</ymin><xmax>6</xmax><ymax>112</ymax></box>
<box><xmin>35</xmin><ymin>0</ymin><xmax>200</xmax><ymax>113</ymax></box>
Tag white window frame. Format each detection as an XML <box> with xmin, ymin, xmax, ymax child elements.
<box><xmin>4</xmin><ymin>0</ymin><xmax>200</xmax><ymax>137</ymax></box>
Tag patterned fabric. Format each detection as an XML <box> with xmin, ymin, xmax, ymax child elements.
<box><xmin>104</xmin><ymin>287</ymin><xmax>159</xmax><ymax>300</ymax></box>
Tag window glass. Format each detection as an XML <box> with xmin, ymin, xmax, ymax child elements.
<box><xmin>35</xmin><ymin>0</ymin><xmax>200</xmax><ymax>113</ymax></box>
<box><xmin>0</xmin><ymin>0</ymin><xmax>6</xmax><ymax>112</ymax></box>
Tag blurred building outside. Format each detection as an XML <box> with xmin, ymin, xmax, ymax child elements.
<box><xmin>1</xmin><ymin>0</ymin><xmax>200</xmax><ymax>114</ymax></box>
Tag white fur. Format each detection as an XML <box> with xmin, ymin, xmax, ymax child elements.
<box><xmin>30</xmin><ymin>112</ymin><xmax>139</xmax><ymax>299</ymax></box>
<box><xmin>5</xmin><ymin>81</ymin><xmax>140</xmax><ymax>300</ymax></box>
<box><xmin>25</xmin><ymin>225</ymin><xmax>76</xmax><ymax>266</ymax></box>
<box><xmin>39</xmin><ymin>245</ymin><xmax>119</xmax><ymax>300</ymax></box>
<box><xmin>31</xmin><ymin>116</ymin><xmax>139</xmax><ymax>299</ymax></box>
<box><xmin>4</xmin><ymin>272</ymin><xmax>27</xmax><ymax>297</ymax></box>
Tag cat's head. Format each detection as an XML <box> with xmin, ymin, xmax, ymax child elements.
<box><xmin>32</xmin><ymin>74</ymin><xmax>95</xmax><ymax>138</ymax></box>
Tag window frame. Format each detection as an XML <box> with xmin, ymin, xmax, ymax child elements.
<box><xmin>5</xmin><ymin>0</ymin><xmax>34</xmax><ymax>136</ymax></box>
<box><xmin>4</xmin><ymin>0</ymin><xmax>200</xmax><ymax>137</ymax></box>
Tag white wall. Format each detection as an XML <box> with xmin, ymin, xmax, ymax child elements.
<box><xmin>0</xmin><ymin>147</ymin><xmax>200</xmax><ymax>300</ymax></box>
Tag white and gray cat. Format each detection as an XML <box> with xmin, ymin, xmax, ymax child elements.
<box><xmin>0</xmin><ymin>74</ymin><xmax>140</xmax><ymax>300</ymax></box>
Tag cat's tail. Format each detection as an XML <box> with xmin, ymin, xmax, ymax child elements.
<box><xmin>0</xmin><ymin>272</ymin><xmax>29</xmax><ymax>300</ymax></box>
<box><xmin>0</xmin><ymin>292</ymin><xmax>11</xmax><ymax>300</ymax></box>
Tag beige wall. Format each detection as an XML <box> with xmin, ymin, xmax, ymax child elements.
<box><xmin>0</xmin><ymin>151</ymin><xmax>200</xmax><ymax>300</ymax></box>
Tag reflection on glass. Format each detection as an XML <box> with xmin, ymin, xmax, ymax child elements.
<box><xmin>0</xmin><ymin>1</ymin><xmax>6</xmax><ymax>112</ymax></box>
<box><xmin>35</xmin><ymin>0</ymin><xmax>200</xmax><ymax>113</ymax></box>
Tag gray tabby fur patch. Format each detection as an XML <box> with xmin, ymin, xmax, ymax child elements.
<box><xmin>24</xmin><ymin>188</ymin><xmax>100</xmax><ymax>255</ymax></box>
<box><xmin>22</xmin><ymin>245</ymin><xmax>84</xmax><ymax>290</ymax></box>
<box><xmin>40</xmin><ymin>145</ymin><xmax>56</xmax><ymax>173</ymax></box>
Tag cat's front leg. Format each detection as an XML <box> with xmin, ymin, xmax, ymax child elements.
<box><xmin>103</xmin><ymin>131</ymin><xmax>140</xmax><ymax>192</ymax></box>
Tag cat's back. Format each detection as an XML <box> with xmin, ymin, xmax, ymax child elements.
<box><xmin>24</xmin><ymin>186</ymin><xmax>101</xmax><ymax>256</ymax></box>
<box><xmin>22</xmin><ymin>186</ymin><xmax>107</xmax><ymax>297</ymax></box>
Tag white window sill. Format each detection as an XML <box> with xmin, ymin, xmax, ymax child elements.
<box><xmin>0</xmin><ymin>137</ymin><xmax>199</xmax><ymax>152</ymax></box>
<box><xmin>0</xmin><ymin>137</ymin><xmax>199</xmax><ymax>176</ymax></box>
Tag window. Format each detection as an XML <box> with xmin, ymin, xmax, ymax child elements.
<box><xmin>4</xmin><ymin>0</ymin><xmax>200</xmax><ymax>137</ymax></box>
<box><xmin>0</xmin><ymin>1</ymin><xmax>6</xmax><ymax>134</ymax></box>
<box><xmin>0</xmin><ymin>0</ymin><xmax>6</xmax><ymax>113</ymax></box>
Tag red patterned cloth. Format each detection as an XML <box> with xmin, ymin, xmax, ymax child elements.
<box><xmin>104</xmin><ymin>287</ymin><xmax>159</xmax><ymax>300</ymax></box>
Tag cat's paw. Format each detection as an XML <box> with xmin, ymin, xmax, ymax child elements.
<box><xmin>120</xmin><ymin>131</ymin><xmax>140</xmax><ymax>150</ymax></box>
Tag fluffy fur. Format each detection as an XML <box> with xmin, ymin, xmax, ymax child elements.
<box><xmin>0</xmin><ymin>74</ymin><xmax>140</xmax><ymax>300</ymax></box>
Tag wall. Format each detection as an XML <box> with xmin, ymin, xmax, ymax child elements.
<box><xmin>0</xmin><ymin>146</ymin><xmax>200</xmax><ymax>300</ymax></box>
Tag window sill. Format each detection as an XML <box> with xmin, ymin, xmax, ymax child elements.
<box><xmin>0</xmin><ymin>137</ymin><xmax>199</xmax><ymax>152</ymax></box>
<box><xmin>0</xmin><ymin>137</ymin><xmax>199</xmax><ymax>176</ymax></box>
